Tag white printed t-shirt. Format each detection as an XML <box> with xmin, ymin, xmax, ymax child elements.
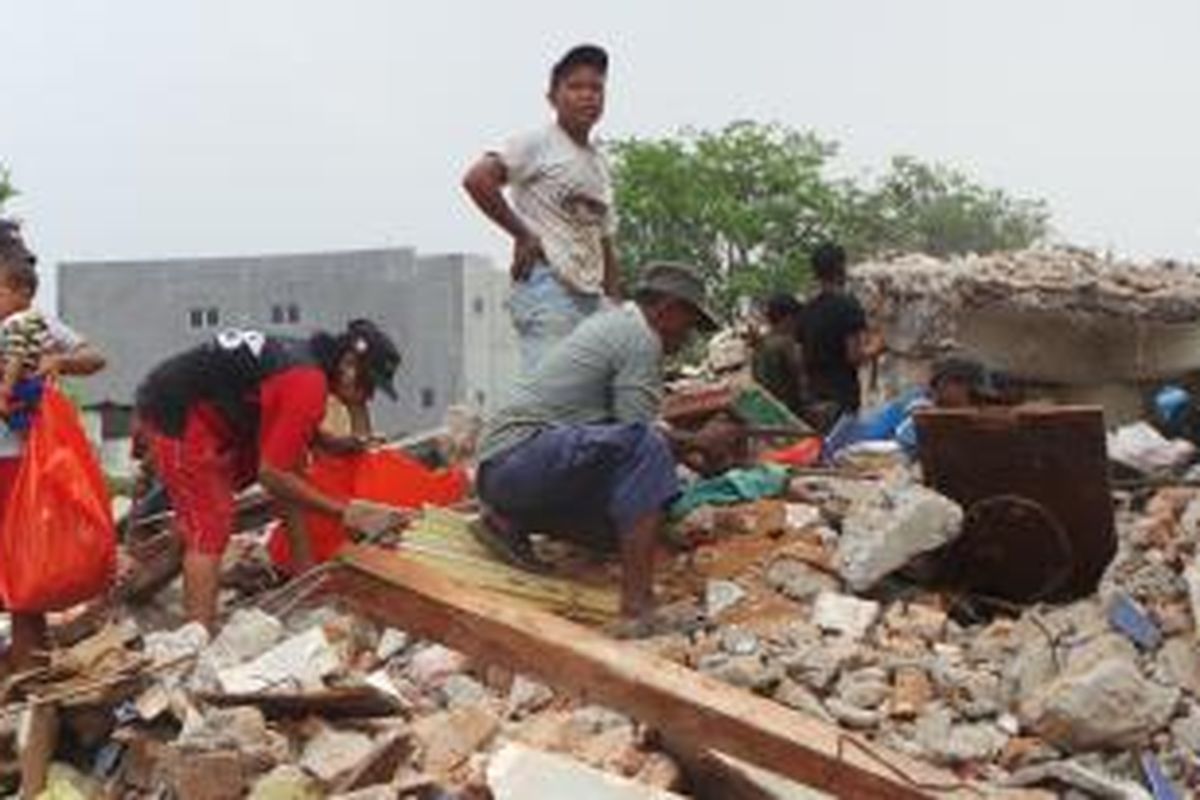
<box><xmin>498</xmin><ymin>123</ymin><xmax>616</xmax><ymax>295</ymax></box>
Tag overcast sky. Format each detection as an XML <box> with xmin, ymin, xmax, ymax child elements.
<box><xmin>3</xmin><ymin>0</ymin><xmax>1199</xmax><ymax>308</ymax></box>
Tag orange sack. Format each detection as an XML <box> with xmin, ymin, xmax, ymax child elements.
<box><xmin>268</xmin><ymin>449</ymin><xmax>468</xmax><ymax>571</ymax></box>
<box><xmin>0</xmin><ymin>386</ymin><xmax>116</xmax><ymax>612</ymax></box>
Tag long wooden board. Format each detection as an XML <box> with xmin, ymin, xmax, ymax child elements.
<box><xmin>326</xmin><ymin>545</ymin><xmax>983</xmax><ymax>799</ymax></box>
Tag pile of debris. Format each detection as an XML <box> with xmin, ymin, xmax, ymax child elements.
<box><xmin>851</xmin><ymin>248</ymin><xmax>1200</xmax><ymax>421</ymax></box>
<box><xmin>853</xmin><ymin>247</ymin><xmax>1200</xmax><ymax>353</ymax></box>
<box><xmin>8</xmin><ymin>413</ymin><xmax>1200</xmax><ymax>797</ymax></box>
<box><xmin>650</xmin><ymin>468</ymin><xmax>1200</xmax><ymax>797</ymax></box>
<box><xmin>4</xmin><ymin>598</ymin><xmax>691</xmax><ymax>799</ymax></box>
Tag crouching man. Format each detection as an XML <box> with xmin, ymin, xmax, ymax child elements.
<box><xmin>474</xmin><ymin>262</ymin><xmax>736</xmax><ymax>622</ymax></box>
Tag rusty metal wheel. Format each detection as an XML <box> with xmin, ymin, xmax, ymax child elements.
<box><xmin>942</xmin><ymin>494</ymin><xmax>1076</xmax><ymax>603</ymax></box>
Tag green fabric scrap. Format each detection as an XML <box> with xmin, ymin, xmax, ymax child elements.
<box><xmin>670</xmin><ymin>464</ymin><xmax>790</xmax><ymax>518</ymax></box>
<box><xmin>733</xmin><ymin>381</ymin><xmax>805</xmax><ymax>429</ymax></box>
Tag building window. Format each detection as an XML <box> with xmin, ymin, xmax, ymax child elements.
<box><xmin>271</xmin><ymin>304</ymin><xmax>300</xmax><ymax>325</ymax></box>
<box><xmin>420</xmin><ymin>388</ymin><xmax>435</xmax><ymax>408</ymax></box>
<box><xmin>189</xmin><ymin>308</ymin><xmax>204</xmax><ymax>328</ymax></box>
<box><xmin>205</xmin><ymin>307</ymin><xmax>219</xmax><ymax>327</ymax></box>
<box><xmin>473</xmin><ymin>297</ymin><xmax>485</xmax><ymax>315</ymax></box>
<box><xmin>98</xmin><ymin>404</ymin><xmax>134</xmax><ymax>439</ymax></box>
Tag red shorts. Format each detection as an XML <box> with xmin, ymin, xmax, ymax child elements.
<box><xmin>141</xmin><ymin>413</ymin><xmax>258</xmax><ymax>556</ymax></box>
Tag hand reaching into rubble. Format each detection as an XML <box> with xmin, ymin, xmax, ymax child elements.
<box><xmin>342</xmin><ymin>499</ymin><xmax>413</xmax><ymax>542</ymax></box>
<box><xmin>667</xmin><ymin>416</ymin><xmax>748</xmax><ymax>477</ymax></box>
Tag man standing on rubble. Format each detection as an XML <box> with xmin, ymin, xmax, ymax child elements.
<box><xmin>462</xmin><ymin>44</ymin><xmax>620</xmax><ymax>373</ymax></box>
<box><xmin>802</xmin><ymin>242</ymin><xmax>880</xmax><ymax>422</ymax></box>
<box><xmin>134</xmin><ymin>320</ymin><xmax>410</xmax><ymax>631</ymax></box>
<box><xmin>473</xmin><ymin>262</ymin><xmax>738</xmax><ymax>624</ymax></box>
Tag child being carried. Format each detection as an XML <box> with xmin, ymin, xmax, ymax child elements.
<box><xmin>0</xmin><ymin>306</ymin><xmax>53</xmax><ymax>431</ymax></box>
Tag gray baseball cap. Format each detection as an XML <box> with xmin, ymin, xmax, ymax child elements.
<box><xmin>634</xmin><ymin>261</ymin><xmax>720</xmax><ymax>332</ymax></box>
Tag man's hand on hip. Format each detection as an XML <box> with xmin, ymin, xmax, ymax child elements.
<box><xmin>511</xmin><ymin>233</ymin><xmax>545</xmax><ymax>282</ymax></box>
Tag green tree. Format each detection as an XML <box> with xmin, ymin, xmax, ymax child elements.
<box><xmin>610</xmin><ymin>121</ymin><xmax>849</xmax><ymax>316</ymax></box>
<box><xmin>609</xmin><ymin>124</ymin><xmax>1050</xmax><ymax>321</ymax></box>
<box><xmin>0</xmin><ymin>166</ymin><xmax>15</xmax><ymax>213</ymax></box>
<box><xmin>865</xmin><ymin>155</ymin><xmax>1049</xmax><ymax>257</ymax></box>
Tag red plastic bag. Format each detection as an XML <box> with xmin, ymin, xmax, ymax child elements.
<box><xmin>268</xmin><ymin>449</ymin><xmax>468</xmax><ymax>572</ymax></box>
<box><xmin>0</xmin><ymin>386</ymin><xmax>116</xmax><ymax>611</ymax></box>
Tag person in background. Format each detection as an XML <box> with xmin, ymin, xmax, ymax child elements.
<box><xmin>1154</xmin><ymin>385</ymin><xmax>1200</xmax><ymax>443</ymax></box>
<box><xmin>473</xmin><ymin>262</ymin><xmax>739</xmax><ymax>624</ymax></box>
<box><xmin>928</xmin><ymin>357</ymin><xmax>988</xmax><ymax>407</ymax></box>
<box><xmin>0</xmin><ymin>220</ymin><xmax>106</xmax><ymax>672</ymax></box>
<box><xmin>802</xmin><ymin>243</ymin><xmax>881</xmax><ymax>423</ymax></box>
<box><xmin>826</xmin><ymin>356</ymin><xmax>991</xmax><ymax>459</ymax></box>
<box><xmin>134</xmin><ymin>319</ymin><xmax>409</xmax><ymax>631</ymax></box>
<box><xmin>462</xmin><ymin>44</ymin><xmax>620</xmax><ymax>373</ymax></box>
<box><xmin>751</xmin><ymin>292</ymin><xmax>807</xmax><ymax>418</ymax></box>
<box><xmin>892</xmin><ymin>357</ymin><xmax>990</xmax><ymax>456</ymax></box>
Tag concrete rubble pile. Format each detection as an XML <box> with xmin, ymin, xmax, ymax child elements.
<box><xmin>3</xmin><ymin>594</ymin><xmax>690</xmax><ymax>799</ymax></box>
<box><xmin>7</xmin><ymin>438</ymin><xmax>1200</xmax><ymax>797</ymax></box>
<box><xmin>851</xmin><ymin>247</ymin><xmax>1200</xmax><ymax>423</ymax></box>
<box><xmin>0</xmin><ymin>563</ymin><xmax>710</xmax><ymax>800</ymax></box>
<box><xmin>14</xmin><ymin>463</ymin><xmax>1200</xmax><ymax>797</ymax></box>
<box><xmin>652</xmin><ymin>468</ymin><xmax>1200</xmax><ymax>797</ymax></box>
<box><xmin>852</xmin><ymin>247</ymin><xmax>1200</xmax><ymax>357</ymax></box>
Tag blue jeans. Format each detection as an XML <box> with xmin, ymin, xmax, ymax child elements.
<box><xmin>509</xmin><ymin>265</ymin><xmax>602</xmax><ymax>374</ymax></box>
<box><xmin>478</xmin><ymin>422</ymin><xmax>680</xmax><ymax>546</ymax></box>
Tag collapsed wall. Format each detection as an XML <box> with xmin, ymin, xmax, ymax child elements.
<box><xmin>851</xmin><ymin>248</ymin><xmax>1200</xmax><ymax>421</ymax></box>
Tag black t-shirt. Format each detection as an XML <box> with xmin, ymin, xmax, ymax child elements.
<box><xmin>801</xmin><ymin>290</ymin><xmax>867</xmax><ymax>412</ymax></box>
<box><xmin>136</xmin><ymin>331</ymin><xmax>318</xmax><ymax>437</ymax></box>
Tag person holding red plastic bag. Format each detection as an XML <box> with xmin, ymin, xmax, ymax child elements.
<box><xmin>0</xmin><ymin>221</ymin><xmax>106</xmax><ymax>672</ymax></box>
<box><xmin>134</xmin><ymin>319</ymin><xmax>410</xmax><ymax>631</ymax></box>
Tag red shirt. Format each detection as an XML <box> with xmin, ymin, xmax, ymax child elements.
<box><xmin>189</xmin><ymin>366</ymin><xmax>328</xmax><ymax>473</ymax></box>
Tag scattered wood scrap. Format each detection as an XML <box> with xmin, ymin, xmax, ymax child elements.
<box><xmin>195</xmin><ymin>686</ymin><xmax>403</xmax><ymax>720</ymax></box>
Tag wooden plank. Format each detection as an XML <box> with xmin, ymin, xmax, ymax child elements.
<box><xmin>661</xmin><ymin>730</ymin><xmax>832</xmax><ymax>800</ymax></box>
<box><xmin>118</xmin><ymin>531</ymin><xmax>183</xmax><ymax>604</ymax></box>
<box><xmin>333</xmin><ymin>731</ymin><xmax>414</xmax><ymax>794</ymax></box>
<box><xmin>325</xmin><ymin>545</ymin><xmax>980</xmax><ymax>800</ymax></box>
<box><xmin>194</xmin><ymin>686</ymin><xmax>403</xmax><ymax>720</ymax></box>
<box><xmin>400</xmin><ymin>508</ymin><xmax>618</xmax><ymax>623</ymax></box>
<box><xmin>18</xmin><ymin>701</ymin><xmax>58</xmax><ymax>799</ymax></box>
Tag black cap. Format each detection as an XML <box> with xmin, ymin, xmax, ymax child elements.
<box><xmin>346</xmin><ymin>319</ymin><xmax>400</xmax><ymax>401</ymax></box>
<box><xmin>550</xmin><ymin>44</ymin><xmax>609</xmax><ymax>89</ymax></box>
